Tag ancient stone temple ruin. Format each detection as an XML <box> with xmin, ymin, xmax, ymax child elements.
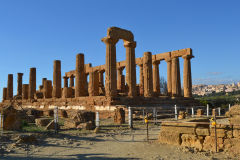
<box><xmin>1</xmin><ymin>27</ymin><xmax>199</xmax><ymax>117</ymax></box>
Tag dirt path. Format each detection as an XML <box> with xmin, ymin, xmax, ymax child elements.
<box><xmin>0</xmin><ymin>123</ymin><xmax>237</xmax><ymax>160</ymax></box>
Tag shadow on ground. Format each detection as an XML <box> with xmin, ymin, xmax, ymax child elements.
<box><xmin>3</xmin><ymin>153</ymin><xmax>139</xmax><ymax>160</ymax></box>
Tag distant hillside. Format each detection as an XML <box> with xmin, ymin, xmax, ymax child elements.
<box><xmin>194</xmin><ymin>90</ymin><xmax>240</xmax><ymax>108</ymax></box>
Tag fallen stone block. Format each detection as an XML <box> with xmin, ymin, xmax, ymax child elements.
<box><xmin>181</xmin><ymin>134</ymin><xmax>204</xmax><ymax>151</ymax></box>
<box><xmin>203</xmin><ymin>136</ymin><xmax>224</xmax><ymax>152</ymax></box>
<box><xmin>35</xmin><ymin>118</ymin><xmax>52</xmax><ymax>127</ymax></box>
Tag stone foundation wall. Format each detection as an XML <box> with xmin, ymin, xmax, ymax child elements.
<box><xmin>158</xmin><ymin>120</ymin><xmax>240</xmax><ymax>155</ymax></box>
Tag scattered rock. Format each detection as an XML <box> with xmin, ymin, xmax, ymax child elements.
<box><xmin>77</xmin><ymin>121</ymin><xmax>95</xmax><ymax>130</ymax></box>
<box><xmin>35</xmin><ymin>118</ymin><xmax>52</xmax><ymax>127</ymax></box>
<box><xmin>45</xmin><ymin>120</ymin><xmax>57</xmax><ymax>130</ymax></box>
<box><xmin>2</xmin><ymin>106</ymin><xmax>22</xmax><ymax>130</ymax></box>
<box><xmin>94</xmin><ymin>127</ymin><xmax>100</xmax><ymax>133</ymax></box>
<box><xmin>15</xmin><ymin>134</ymin><xmax>38</xmax><ymax>144</ymax></box>
<box><xmin>114</xmin><ymin>108</ymin><xmax>125</xmax><ymax>124</ymax></box>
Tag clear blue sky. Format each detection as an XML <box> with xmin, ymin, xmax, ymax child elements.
<box><xmin>0</xmin><ymin>0</ymin><xmax>240</xmax><ymax>99</ymax></box>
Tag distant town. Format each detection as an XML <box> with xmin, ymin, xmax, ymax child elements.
<box><xmin>192</xmin><ymin>82</ymin><xmax>240</xmax><ymax>96</ymax></box>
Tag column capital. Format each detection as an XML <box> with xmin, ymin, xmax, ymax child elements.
<box><xmin>117</xmin><ymin>66</ymin><xmax>125</xmax><ymax>71</ymax></box>
<box><xmin>165</xmin><ymin>58</ymin><xmax>172</xmax><ymax>63</ymax></box>
<box><xmin>63</xmin><ymin>76</ymin><xmax>69</xmax><ymax>79</ymax></box>
<box><xmin>17</xmin><ymin>73</ymin><xmax>24</xmax><ymax>76</ymax></box>
<box><xmin>99</xmin><ymin>69</ymin><xmax>105</xmax><ymax>73</ymax></box>
<box><xmin>152</xmin><ymin>60</ymin><xmax>160</xmax><ymax>65</ymax></box>
<box><xmin>123</xmin><ymin>41</ymin><xmax>137</xmax><ymax>48</ymax></box>
<box><xmin>69</xmin><ymin>74</ymin><xmax>75</xmax><ymax>78</ymax></box>
<box><xmin>182</xmin><ymin>55</ymin><xmax>194</xmax><ymax>60</ymax></box>
<box><xmin>101</xmin><ymin>36</ymin><xmax>119</xmax><ymax>45</ymax></box>
<box><xmin>171</xmin><ymin>57</ymin><xmax>178</xmax><ymax>62</ymax></box>
<box><xmin>137</xmin><ymin>63</ymin><xmax>143</xmax><ymax>67</ymax></box>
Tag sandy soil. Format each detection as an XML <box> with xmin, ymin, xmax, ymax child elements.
<box><xmin>0</xmin><ymin>121</ymin><xmax>238</xmax><ymax>160</ymax></box>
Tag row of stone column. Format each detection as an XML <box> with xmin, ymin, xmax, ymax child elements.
<box><xmin>115</xmin><ymin>53</ymin><xmax>192</xmax><ymax>98</ymax></box>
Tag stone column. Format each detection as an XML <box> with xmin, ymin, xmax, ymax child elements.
<box><xmin>42</xmin><ymin>78</ymin><xmax>47</xmax><ymax>87</ymax></box>
<box><xmin>7</xmin><ymin>74</ymin><xmax>13</xmax><ymax>100</ymax></box>
<box><xmin>63</xmin><ymin>76</ymin><xmax>69</xmax><ymax>88</ymax></box>
<box><xmin>138</xmin><ymin>64</ymin><xmax>144</xmax><ymax>96</ymax></box>
<box><xmin>99</xmin><ymin>70</ymin><xmax>104</xmax><ymax>87</ymax></box>
<box><xmin>183</xmin><ymin>55</ymin><xmax>193</xmax><ymax>98</ymax></box>
<box><xmin>52</xmin><ymin>60</ymin><xmax>62</xmax><ymax>98</ymax></box>
<box><xmin>171</xmin><ymin>57</ymin><xmax>181</xmax><ymax>97</ymax></box>
<box><xmin>69</xmin><ymin>75</ymin><xmax>75</xmax><ymax>87</ymax></box>
<box><xmin>117</xmin><ymin>67</ymin><xmax>125</xmax><ymax>92</ymax></box>
<box><xmin>17</xmin><ymin>73</ymin><xmax>23</xmax><ymax>96</ymax></box>
<box><xmin>152</xmin><ymin>60</ymin><xmax>160</xmax><ymax>96</ymax></box>
<box><xmin>143</xmin><ymin>52</ymin><xmax>153</xmax><ymax>97</ymax></box>
<box><xmin>44</xmin><ymin>80</ymin><xmax>52</xmax><ymax>98</ymax></box>
<box><xmin>2</xmin><ymin>88</ymin><xmax>7</xmax><ymax>101</ymax></box>
<box><xmin>124</xmin><ymin>41</ymin><xmax>137</xmax><ymax>97</ymax></box>
<box><xmin>165</xmin><ymin>58</ymin><xmax>172</xmax><ymax>96</ymax></box>
<box><xmin>89</xmin><ymin>71</ymin><xmax>99</xmax><ymax>96</ymax></box>
<box><xmin>22</xmin><ymin>84</ymin><xmax>29</xmax><ymax>99</ymax></box>
<box><xmin>75</xmin><ymin>54</ymin><xmax>86</xmax><ymax>97</ymax></box>
<box><xmin>101</xmin><ymin>37</ymin><xmax>118</xmax><ymax>97</ymax></box>
<box><xmin>29</xmin><ymin>68</ymin><xmax>36</xmax><ymax>99</ymax></box>
<box><xmin>177</xmin><ymin>58</ymin><xmax>182</xmax><ymax>96</ymax></box>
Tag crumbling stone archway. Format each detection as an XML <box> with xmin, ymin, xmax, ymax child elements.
<box><xmin>102</xmin><ymin>27</ymin><xmax>137</xmax><ymax>97</ymax></box>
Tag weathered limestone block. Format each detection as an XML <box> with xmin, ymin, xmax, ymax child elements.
<box><xmin>181</xmin><ymin>134</ymin><xmax>204</xmax><ymax>151</ymax></box>
<box><xmin>203</xmin><ymin>136</ymin><xmax>224</xmax><ymax>152</ymax></box>
<box><xmin>64</xmin><ymin>111</ymin><xmax>96</xmax><ymax>129</ymax></box>
<box><xmin>77</xmin><ymin>121</ymin><xmax>95</xmax><ymax>130</ymax></box>
<box><xmin>62</xmin><ymin>87</ymin><xmax>73</xmax><ymax>98</ymax></box>
<box><xmin>26</xmin><ymin>109</ymin><xmax>43</xmax><ymax>118</ymax></box>
<box><xmin>59</xmin><ymin>110</ymin><xmax>68</xmax><ymax>118</ymax></box>
<box><xmin>224</xmin><ymin>138</ymin><xmax>240</xmax><ymax>156</ymax></box>
<box><xmin>45</xmin><ymin>120</ymin><xmax>56</xmax><ymax>130</ymax></box>
<box><xmin>210</xmin><ymin>124</ymin><xmax>227</xmax><ymax>138</ymax></box>
<box><xmin>158</xmin><ymin>131</ymin><xmax>181</xmax><ymax>145</ymax></box>
<box><xmin>114</xmin><ymin>108</ymin><xmax>125</xmax><ymax>124</ymax></box>
<box><xmin>178</xmin><ymin>111</ymin><xmax>186</xmax><ymax>119</ymax></box>
<box><xmin>35</xmin><ymin>118</ymin><xmax>52</xmax><ymax>127</ymax></box>
<box><xmin>43</xmin><ymin>110</ymin><xmax>54</xmax><ymax>117</ymax></box>
<box><xmin>64</xmin><ymin>119</ymin><xmax>79</xmax><ymax>129</ymax></box>
<box><xmin>196</xmin><ymin>127</ymin><xmax>210</xmax><ymax>136</ymax></box>
<box><xmin>2</xmin><ymin>106</ymin><xmax>22</xmax><ymax>130</ymax></box>
<box><xmin>196</xmin><ymin>109</ymin><xmax>203</xmax><ymax>117</ymax></box>
<box><xmin>233</xmin><ymin>126</ymin><xmax>240</xmax><ymax>138</ymax></box>
<box><xmin>34</xmin><ymin>91</ymin><xmax>43</xmax><ymax>99</ymax></box>
<box><xmin>160</xmin><ymin>122</ymin><xmax>196</xmax><ymax>134</ymax></box>
<box><xmin>229</xmin><ymin>105</ymin><xmax>240</xmax><ymax>116</ymax></box>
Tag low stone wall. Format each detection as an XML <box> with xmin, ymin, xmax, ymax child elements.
<box><xmin>158</xmin><ymin>119</ymin><xmax>240</xmax><ymax>155</ymax></box>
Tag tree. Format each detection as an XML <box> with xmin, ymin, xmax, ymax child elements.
<box><xmin>160</xmin><ymin>76</ymin><xmax>168</xmax><ymax>95</ymax></box>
